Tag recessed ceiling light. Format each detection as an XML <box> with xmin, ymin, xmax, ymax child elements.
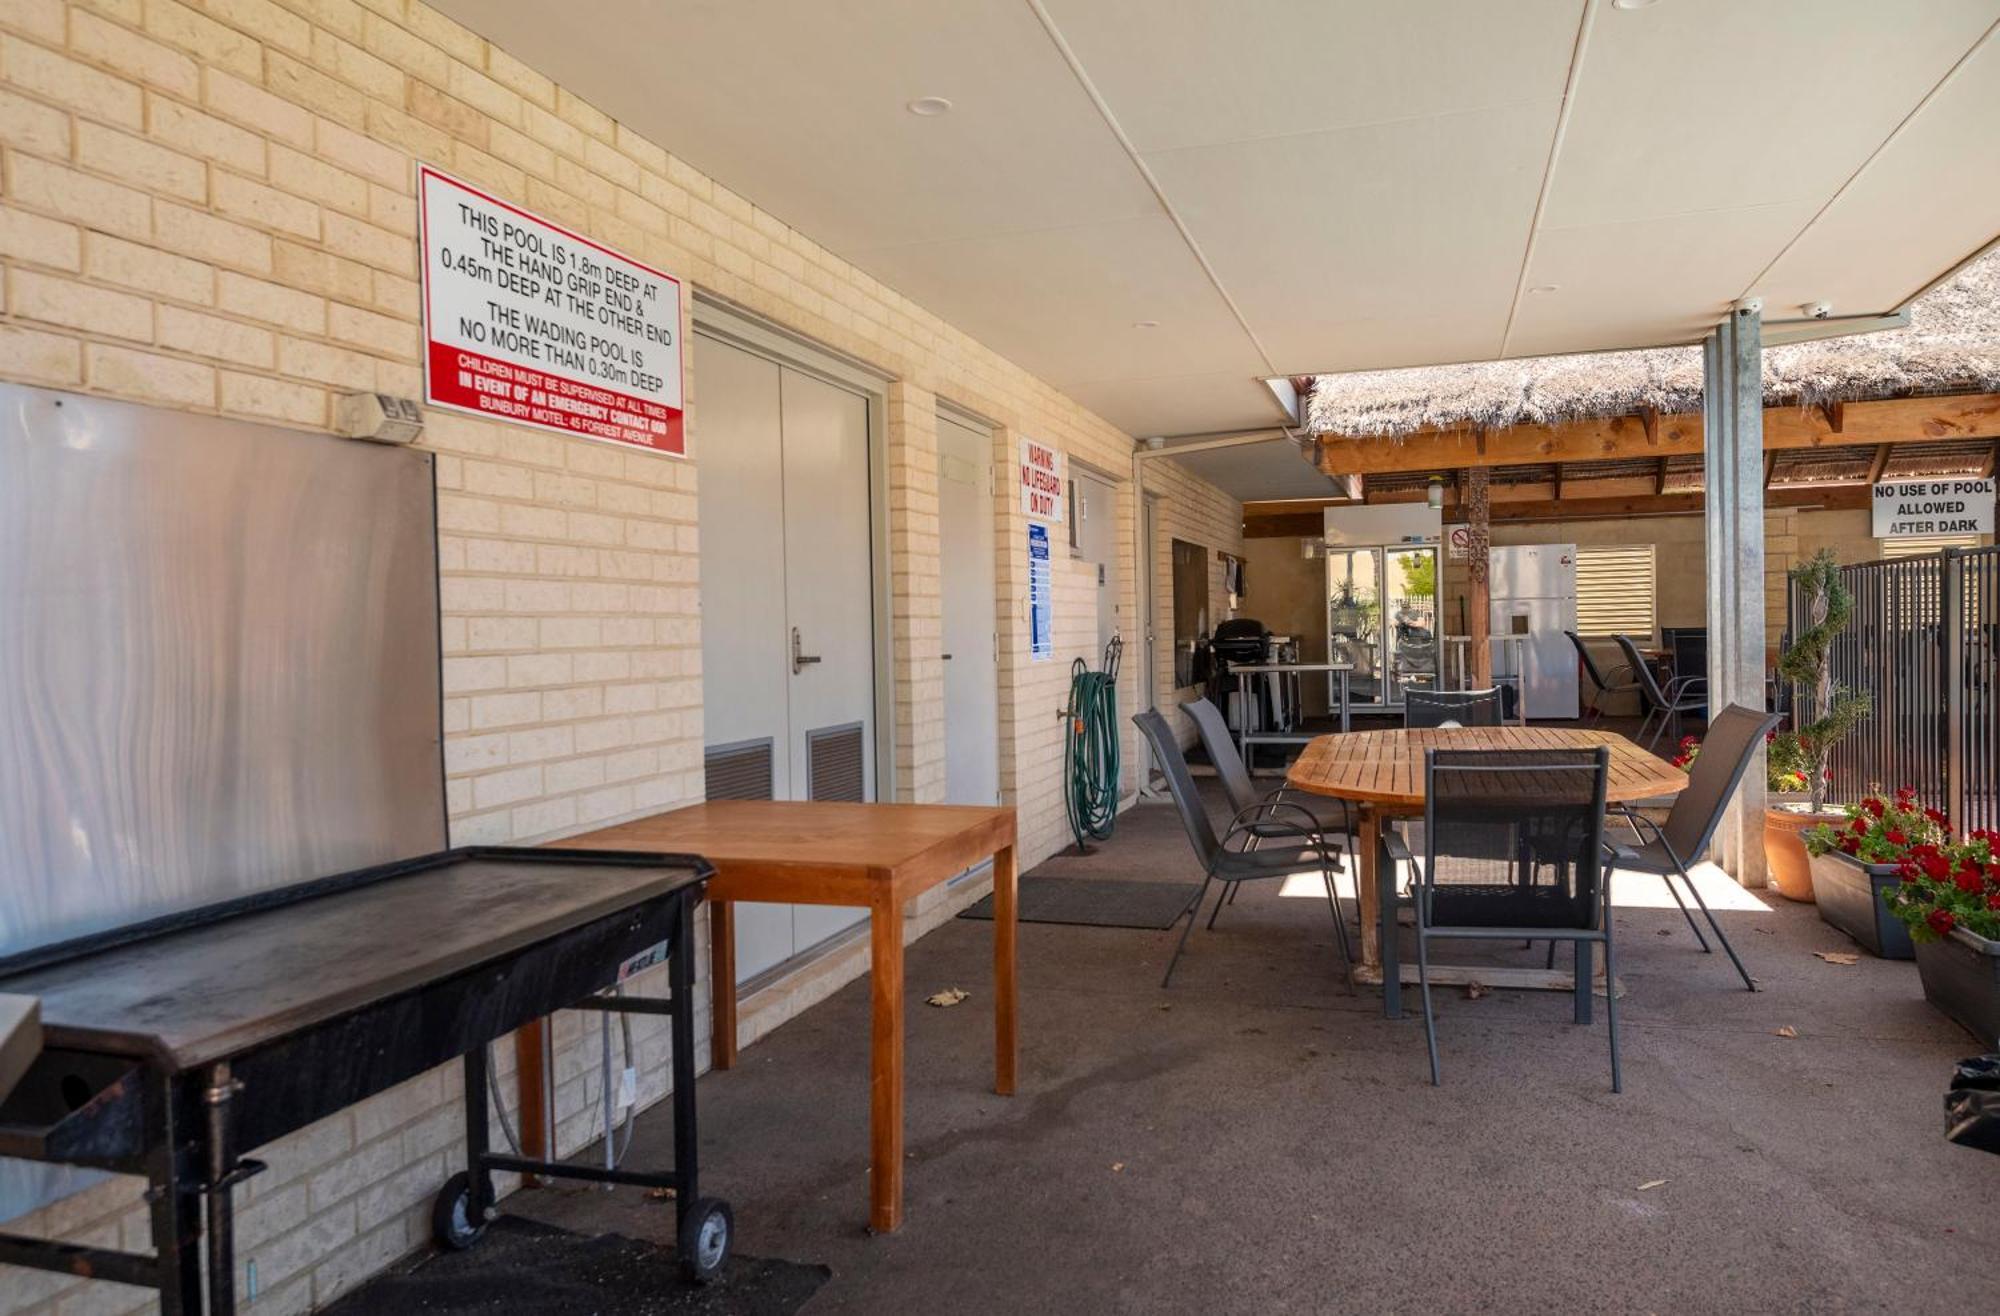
<box><xmin>1529</xmin><ymin>284</ymin><xmax>1560</xmax><ymax>294</ymax></box>
<box><xmin>906</xmin><ymin>96</ymin><xmax>953</xmax><ymax>117</ymax></box>
<box><xmin>1611</xmin><ymin>0</ymin><xmax>1659</xmax><ymax>9</ymax></box>
<box><xmin>1132</xmin><ymin>319</ymin><xmax>1160</xmax><ymax>329</ymax></box>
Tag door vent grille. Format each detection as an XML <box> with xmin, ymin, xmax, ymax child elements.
<box><xmin>807</xmin><ymin>722</ymin><xmax>867</xmax><ymax>802</ymax></box>
<box><xmin>704</xmin><ymin>738</ymin><xmax>775</xmax><ymax>801</ymax></box>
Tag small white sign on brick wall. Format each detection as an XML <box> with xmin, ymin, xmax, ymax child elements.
<box><xmin>1019</xmin><ymin>436</ymin><xmax>1065</xmax><ymax>523</ymax></box>
<box><xmin>420</xmin><ymin>165</ymin><xmax>686</xmax><ymax>456</ymax></box>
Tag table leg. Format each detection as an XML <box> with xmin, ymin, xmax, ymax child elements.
<box><xmin>993</xmin><ymin>845</ymin><xmax>1017</xmax><ymax>1097</ymax></box>
<box><xmin>868</xmin><ymin>900</ymin><xmax>906</xmax><ymax>1233</ymax></box>
<box><xmin>1357</xmin><ymin>810</ymin><xmax>1381</xmax><ymax>969</ymax></box>
<box><xmin>1374</xmin><ymin>817</ymin><xmax>1402</xmax><ymax>1020</ymax></box>
<box><xmin>709</xmin><ymin>899</ymin><xmax>738</xmax><ymax>1070</ymax></box>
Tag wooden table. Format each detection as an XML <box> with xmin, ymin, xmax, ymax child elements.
<box><xmin>1286</xmin><ymin>727</ymin><xmax>1686</xmax><ymax>1017</ymax></box>
<box><xmin>566</xmin><ymin>800</ymin><xmax>1017</xmax><ymax>1233</ymax></box>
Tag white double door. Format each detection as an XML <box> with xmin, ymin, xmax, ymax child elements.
<box><xmin>697</xmin><ymin>332</ymin><xmax>875</xmax><ymax>982</ymax></box>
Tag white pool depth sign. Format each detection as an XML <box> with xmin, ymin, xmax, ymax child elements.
<box><xmin>1871</xmin><ymin>477</ymin><xmax>1994</xmax><ymax>538</ymax></box>
<box><xmin>420</xmin><ymin>165</ymin><xmax>685</xmax><ymax>455</ymax></box>
<box><xmin>1019</xmin><ymin>437</ymin><xmax>1065</xmax><ymax>523</ymax></box>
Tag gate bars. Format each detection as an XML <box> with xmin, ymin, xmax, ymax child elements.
<box><xmin>1790</xmin><ymin>546</ymin><xmax>1999</xmax><ymax>831</ymax></box>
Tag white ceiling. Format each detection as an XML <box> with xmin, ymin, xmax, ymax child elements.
<box><xmin>437</xmin><ymin>0</ymin><xmax>2000</xmax><ymax>478</ymax></box>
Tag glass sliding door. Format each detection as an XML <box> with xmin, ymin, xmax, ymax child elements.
<box><xmin>1384</xmin><ymin>545</ymin><xmax>1440</xmax><ymax>704</ymax></box>
<box><xmin>1326</xmin><ymin>547</ymin><xmax>1381</xmax><ymax>707</ymax></box>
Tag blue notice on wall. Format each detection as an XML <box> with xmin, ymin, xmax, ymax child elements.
<box><xmin>1028</xmin><ymin>523</ymin><xmax>1053</xmax><ymax>661</ymax></box>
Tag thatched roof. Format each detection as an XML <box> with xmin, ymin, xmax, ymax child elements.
<box><xmin>1305</xmin><ymin>247</ymin><xmax>2000</xmax><ymax>438</ymax></box>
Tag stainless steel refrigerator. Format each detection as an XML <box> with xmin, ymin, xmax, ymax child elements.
<box><xmin>1489</xmin><ymin>545</ymin><xmax>1580</xmax><ymax>720</ymax></box>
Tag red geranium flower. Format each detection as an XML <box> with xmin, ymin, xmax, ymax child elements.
<box><xmin>1849</xmin><ymin>817</ymin><xmax>1868</xmax><ymax>834</ymax></box>
<box><xmin>1885</xmin><ymin>828</ymin><xmax>1908</xmax><ymax>847</ymax></box>
<box><xmin>1955</xmin><ymin>869</ymin><xmax>1984</xmax><ymax>895</ymax></box>
<box><xmin>1841</xmin><ymin>837</ymin><xmax>1860</xmax><ymax>855</ymax></box>
<box><xmin>1924</xmin><ymin>807</ymin><xmax>1949</xmax><ymax>826</ymax></box>
<box><xmin>1927</xmin><ymin>908</ymin><xmax>1957</xmax><ymax>936</ymax></box>
<box><xmin>1920</xmin><ymin>851</ymin><xmax>1952</xmax><ymax>881</ymax></box>
<box><xmin>1988</xmin><ymin>893</ymin><xmax>2000</xmax><ymax>911</ymax></box>
<box><xmin>1864</xmin><ymin>798</ymin><xmax>1887</xmax><ymax>818</ymax></box>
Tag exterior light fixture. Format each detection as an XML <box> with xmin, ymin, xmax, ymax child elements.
<box><xmin>906</xmin><ymin>96</ymin><xmax>953</xmax><ymax>116</ymax></box>
<box><xmin>1426</xmin><ymin>477</ymin><xmax>1445</xmax><ymax>511</ymax></box>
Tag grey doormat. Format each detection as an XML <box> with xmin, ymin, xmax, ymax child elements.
<box><xmin>959</xmin><ymin>876</ymin><xmax>1198</xmax><ymax>930</ymax></box>
<box><xmin>320</xmin><ymin>1217</ymin><xmax>830</xmax><ymax>1316</ymax></box>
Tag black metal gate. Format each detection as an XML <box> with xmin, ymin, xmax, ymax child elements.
<box><xmin>1791</xmin><ymin>547</ymin><xmax>2000</xmax><ymax>830</ymax></box>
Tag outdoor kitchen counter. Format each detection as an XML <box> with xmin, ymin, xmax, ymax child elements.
<box><xmin>565</xmin><ymin>799</ymin><xmax>1018</xmax><ymax>1234</ymax></box>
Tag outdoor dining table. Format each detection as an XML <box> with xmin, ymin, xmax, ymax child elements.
<box><xmin>1285</xmin><ymin>727</ymin><xmax>1687</xmax><ymax>1017</ymax></box>
<box><xmin>566</xmin><ymin>799</ymin><xmax>1017</xmax><ymax>1233</ymax></box>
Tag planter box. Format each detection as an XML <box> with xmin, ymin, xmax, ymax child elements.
<box><xmin>1809</xmin><ymin>850</ymin><xmax>1915</xmax><ymax>960</ymax></box>
<box><xmin>1915</xmin><ymin>927</ymin><xmax>2000</xmax><ymax>1048</ymax></box>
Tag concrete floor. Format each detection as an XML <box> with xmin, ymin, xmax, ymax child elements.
<box><xmin>518</xmin><ymin>781</ymin><xmax>1998</xmax><ymax>1314</ymax></box>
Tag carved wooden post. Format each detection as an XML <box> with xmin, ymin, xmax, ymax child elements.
<box><xmin>1464</xmin><ymin>467</ymin><xmax>1492</xmax><ymax>688</ymax></box>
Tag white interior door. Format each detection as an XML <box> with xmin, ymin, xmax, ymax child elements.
<box><xmin>938</xmin><ymin>413</ymin><xmax>999</xmax><ymax>806</ymax></box>
<box><xmin>694</xmin><ymin>334</ymin><xmax>794</xmax><ymax>981</ymax></box>
<box><xmin>696</xmin><ymin>333</ymin><xmax>877</xmax><ymax>976</ymax></box>
<box><xmin>778</xmin><ymin>368</ymin><xmax>875</xmax><ymax>951</ymax></box>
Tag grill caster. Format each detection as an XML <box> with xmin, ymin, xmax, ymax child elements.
<box><xmin>431</xmin><ymin>1171</ymin><xmax>490</xmax><ymax>1251</ymax></box>
<box><xmin>678</xmin><ymin>1196</ymin><xmax>732</xmax><ymax>1284</ymax></box>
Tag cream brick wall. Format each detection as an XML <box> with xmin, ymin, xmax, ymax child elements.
<box><xmin>0</xmin><ymin>1</ymin><xmax>1240</xmax><ymax>1310</ymax></box>
<box><xmin>1145</xmin><ymin>454</ymin><xmax>1248</xmax><ymax>747</ymax></box>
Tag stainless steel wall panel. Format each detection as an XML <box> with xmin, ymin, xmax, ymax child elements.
<box><xmin>0</xmin><ymin>384</ymin><xmax>446</xmax><ymax>961</ymax></box>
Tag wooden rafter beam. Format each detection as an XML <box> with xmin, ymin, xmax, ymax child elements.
<box><xmin>1313</xmin><ymin>391</ymin><xmax>2000</xmax><ymax>477</ymax></box>
<box><xmin>1817</xmin><ymin>400</ymin><xmax>1846</xmax><ymax>433</ymax></box>
<box><xmin>1437</xmin><ymin>485</ymin><xmax>1873</xmax><ymax>525</ymax></box>
<box><xmin>1866</xmin><ymin>443</ymin><xmax>1892</xmax><ymax>484</ymax></box>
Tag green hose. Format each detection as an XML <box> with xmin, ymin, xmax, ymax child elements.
<box><xmin>1064</xmin><ymin>639</ymin><xmax>1123</xmax><ymax>849</ymax></box>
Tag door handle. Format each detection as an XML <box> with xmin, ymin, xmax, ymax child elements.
<box><xmin>791</xmin><ymin>627</ymin><xmax>822</xmax><ymax>674</ymax></box>
<box><xmin>941</xmin><ymin>653</ymin><xmax>953</xmax><ymax>661</ymax></box>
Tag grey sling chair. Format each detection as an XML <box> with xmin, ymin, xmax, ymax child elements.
<box><xmin>1604</xmin><ymin>704</ymin><xmax>1782</xmax><ymax>992</ymax></box>
<box><xmin>1404</xmin><ymin>687</ymin><xmax>1504</xmax><ymax>728</ymax></box>
<box><xmin>1568</xmin><ymin>630</ymin><xmax>1636</xmax><ymax>724</ymax></box>
<box><xmin>1617</xmin><ymin>633</ymin><xmax>1707</xmax><ymax>750</ymax></box>
<box><xmin>1181</xmin><ymin>697</ymin><xmax>1358</xmax><ymax>928</ymax></box>
<box><xmin>1384</xmin><ymin>747</ymin><xmax>1621</xmax><ymax>1090</ymax></box>
<box><xmin>1133</xmin><ymin>708</ymin><xmax>1353</xmax><ymax>991</ymax></box>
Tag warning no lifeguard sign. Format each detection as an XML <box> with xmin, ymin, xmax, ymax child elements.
<box><xmin>419</xmin><ymin>165</ymin><xmax>684</xmax><ymax>456</ymax></box>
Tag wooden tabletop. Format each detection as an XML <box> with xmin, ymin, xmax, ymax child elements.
<box><xmin>1286</xmin><ymin>727</ymin><xmax>1687</xmax><ymax>809</ymax></box>
<box><xmin>566</xmin><ymin>799</ymin><xmax>1016</xmax><ymax>902</ymax></box>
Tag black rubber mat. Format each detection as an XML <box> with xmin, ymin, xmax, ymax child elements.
<box><xmin>320</xmin><ymin>1217</ymin><xmax>829</xmax><ymax>1316</ymax></box>
<box><xmin>958</xmin><ymin>876</ymin><xmax>1197</xmax><ymax>930</ymax></box>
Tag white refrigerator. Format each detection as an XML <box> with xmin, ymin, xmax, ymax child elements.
<box><xmin>1488</xmin><ymin>545</ymin><xmax>1579</xmax><ymax>720</ymax></box>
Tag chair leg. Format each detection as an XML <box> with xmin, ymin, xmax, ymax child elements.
<box><xmin>1545</xmin><ymin>938</ymin><xmax>1557</xmax><ymax>970</ymax></box>
<box><xmin>1573</xmin><ymin>939</ymin><xmax>1593</xmax><ymax>1025</ymax></box>
<box><xmin>1660</xmin><ymin>870</ymin><xmax>1711</xmax><ymax>951</ymax></box>
<box><xmin>1321</xmin><ymin>862</ymin><xmax>1355</xmax><ymax>993</ymax></box>
<box><xmin>1206</xmin><ymin>878</ymin><xmax>1230</xmax><ymax>930</ymax></box>
<box><xmin>1162</xmin><ymin>874</ymin><xmax>1212</xmax><ymax>988</ymax></box>
<box><xmin>1414</xmin><ymin>928</ymin><xmax>1441</xmax><ymax>1086</ymax></box>
<box><xmin>1678</xmin><ymin>860</ymin><xmax>1755</xmax><ymax>991</ymax></box>
<box><xmin>1603</xmin><ymin>929</ymin><xmax>1623</xmax><ymax>1094</ymax></box>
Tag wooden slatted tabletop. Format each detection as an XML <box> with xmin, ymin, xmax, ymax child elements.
<box><xmin>1286</xmin><ymin>728</ymin><xmax>1686</xmax><ymax>1005</ymax></box>
<box><xmin>1287</xmin><ymin>727</ymin><xmax>1687</xmax><ymax>809</ymax></box>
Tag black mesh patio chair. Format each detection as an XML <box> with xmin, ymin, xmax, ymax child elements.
<box><xmin>1605</xmin><ymin>704</ymin><xmax>1781</xmax><ymax>992</ymax></box>
<box><xmin>1183</xmin><ymin>697</ymin><xmax>1357</xmax><ymax>927</ymax></box>
<box><xmin>1568</xmin><ymin>630</ymin><xmax>1636</xmax><ymax>724</ymax></box>
<box><xmin>1404</xmin><ymin>687</ymin><xmax>1503</xmax><ymax>728</ymax></box>
<box><xmin>1133</xmin><ymin>708</ymin><xmax>1353</xmax><ymax>990</ymax></box>
<box><xmin>1617</xmin><ymin>633</ymin><xmax>1705</xmax><ymax>749</ymax></box>
<box><xmin>1385</xmin><ymin>747</ymin><xmax>1620</xmax><ymax>1090</ymax></box>
<box><xmin>1671</xmin><ymin>630</ymin><xmax>1709</xmax><ymax>721</ymax></box>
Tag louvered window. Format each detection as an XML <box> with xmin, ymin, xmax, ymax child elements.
<box><xmin>1574</xmin><ymin>544</ymin><xmax>1656</xmax><ymax>639</ymax></box>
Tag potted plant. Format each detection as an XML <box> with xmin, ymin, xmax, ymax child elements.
<box><xmin>1885</xmin><ymin>830</ymin><xmax>2000</xmax><ymax>1044</ymax></box>
<box><xmin>1803</xmin><ymin>787</ymin><xmax>1948</xmax><ymax>958</ymax></box>
<box><xmin>1765</xmin><ymin>550</ymin><xmax>1871</xmax><ymax>902</ymax></box>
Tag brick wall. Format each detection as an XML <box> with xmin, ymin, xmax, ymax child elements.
<box><xmin>0</xmin><ymin>1</ymin><xmax>1240</xmax><ymax>1311</ymax></box>
<box><xmin>1145</xmin><ymin>453</ymin><xmax>1249</xmax><ymax>745</ymax></box>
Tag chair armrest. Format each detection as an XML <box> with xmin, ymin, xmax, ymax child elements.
<box><xmin>1381</xmin><ymin>831</ymin><xmax>1414</xmax><ymax>864</ymax></box>
<box><xmin>1219</xmin><ymin>802</ymin><xmax>1342</xmax><ymax>857</ymax></box>
<box><xmin>1664</xmin><ymin>674</ymin><xmax>1707</xmax><ymax>697</ymax></box>
<box><xmin>1604</xmin><ymin>841</ymin><xmax>1641</xmax><ymax>866</ymax></box>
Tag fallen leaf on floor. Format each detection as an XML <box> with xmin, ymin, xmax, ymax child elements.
<box><xmin>1157</xmin><ymin>1003</ymin><xmax>1172</xmax><ymax>1012</ymax></box>
<box><xmin>1637</xmin><ymin>1179</ymin><xmax>1667</xmax><ymax>1191</ymax></box>
<box><xmin>1775</xmin><ymin>1025</ymin><xmax>1799</xmax><ymax>1038</ymax></box>
<box><xmin>1754</xmin><ymin>927</ymin><xmax>1776</xmax><ymax>936</ymax></box>
<box><xmin>1464</xmin><ymin>981</ymin><xmax>1487</xmax><ymax>1001</ymax></box>
<box><xmin>1110</xmin><ymin>1163</ymin><xmax>1125</xmax><ymax>1173</ymax></box>
<box><xmin>646</xmin><ymin>1186</ymin><xmax>676</xmax><ymax>1201</ymax></box>
<box><xmin>926</xmin><ymin>988</ymin><xmax>969</xmax><ymax>1007</ymax></box>
<box><xmin>1813</xmin><ymin>951</ymin><xmax>1861</xmax><ymax>965</ymax></box>
<box><xmin>1656</xmin><ymin>929</ymin><xmax>1672</xmax><ymax>937</ymax></box>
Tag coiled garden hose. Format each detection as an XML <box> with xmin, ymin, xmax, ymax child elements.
<box><xmin>1064</xmin><ymin>637</ymin><xmax>1123</xmax><ymax>850</ymax></box>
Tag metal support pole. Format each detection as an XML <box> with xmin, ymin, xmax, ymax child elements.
<box><xmin>1703</xmin><ymin>303</ymin><xmax>1768</xmax><ymax>885</ymax></box>
<box><xmin>1943</xmin><ymin>547</ymin><xmax>1966</xmax><ymax>828</ymax></box>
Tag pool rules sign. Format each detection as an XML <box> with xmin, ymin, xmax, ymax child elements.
<box><xmin>1871</xmin><ymin>477</ymin><xmax>1995</xmax><ymax>538</ymax></box>
<box><xmin>420</xmin><ymin>166</ymin><xmax>685</xmax><ymax>455</ymax></box>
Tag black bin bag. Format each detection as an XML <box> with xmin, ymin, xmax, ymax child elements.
<box><xmin>1945</xmin><ymin>1055</ymin><xmax>2000</xmax><ymax>1155</ymax></box>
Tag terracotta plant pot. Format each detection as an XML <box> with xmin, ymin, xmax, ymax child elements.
<box><xmin>1765</xmin><ymin>806</ymin><xmax>1842</xmax><ymax>902</ymax></box>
